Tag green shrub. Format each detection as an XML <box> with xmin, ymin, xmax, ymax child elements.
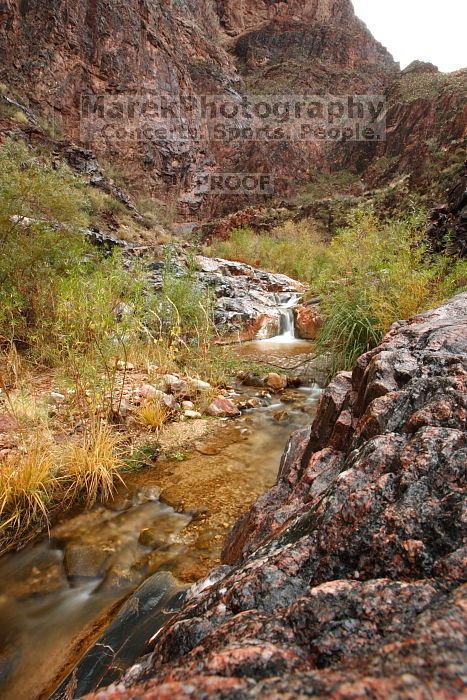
<box><xmin>0</xmin><ymin>140</ymin><xmax>150</xmax><ymax>381</ymax></box>
<box><xmin>0</xmin><ymin>140</ymin><xmax>90</xmax><ymax>345</ymax></box>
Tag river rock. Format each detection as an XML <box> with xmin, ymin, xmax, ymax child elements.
<box><xmin>80</xmin><ymin>293</ymin><xmax>467</xmax><ymax>700</ymax></box>
<box><xmin>184</xmin><ymin>410</ymin><xmax>202</xmax><ymax>419</ymax></box>
<box><xmin>64</xmin><ymin>543</ymin><xmax>111</xmax><ymax>579</ymax></box>
<box><xmin>189</xmin><ymin>378</ymin><xmax>212</xmax><ymax>392</ymax></box>
<box><xmin>161</xmin><ymin>375</ymin><xmax>189</xmax><ymax>397</ymax></box>
<box><xmin>238</xmin><ymin>372</ymin><xmax>265</xmax><ymax>388</ymax></box>
<box><xmin>4</xmin><ymin>549</ymin><xmax>68</xmax><ymax>599</ymax></box>
<box><xmin>161</xmin><ymin>394</ymin><xmax>180</xmax><ymax>413</ymax></box>
<box><xmin>137</xmin><ymin>384</ymin><xmax>164</xmax><ymax>401</ymax></box>
<box><xmin>0</xmin><ymin>414</ymin><xmax>19</xmax><ymax>433</ymax></box>
<box><xmin>206</xmin><ymin>397</ymin><xmax>240</xmax><ymax>418</ymax></box>
<box><xmin>49</xmin><ymin>391</ymin><xmax>66</xmax><ymax>404</ymax></box>
<box><xmin>52</xmin><ymin>573</ymin><xmax>184</xmax><ymax>699</ymax></box>
<box><xmin>265</xmin><ymin>372</ymin><xmax>288</xmax><ymax>390</ymax></box>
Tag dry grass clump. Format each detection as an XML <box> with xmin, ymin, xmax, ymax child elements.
<box><xmin>0</xmin><ymin>437</ymin><xmax>57</xmax><ymax>552</ymax></box>
<box><xmin>0</xmin><ymin>422</ymin><xmax>126</xmax><ymax>552</ymax></box>
<box><xmin>137</xmin><ymin>400</ymin><xmax>169</xmax><ymax>432</ymax></box>
<box><xmin>60</xmin><ymin>422</ymin><xmax>125</xmax><ymax>507</ymax></box>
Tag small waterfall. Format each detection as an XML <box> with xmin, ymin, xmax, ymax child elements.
<box><xmin>278</xmin><ymin>307</ymin><xmax>295</xmax><ymax>340</ymax></box>
<box><xmin>266</xmin><ymin>293</ymin><xmax>300</xmax><ymax>343</ymax></box>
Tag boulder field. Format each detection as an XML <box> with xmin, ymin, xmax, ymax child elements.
<box><xmin>81</xmin><ymin>293</ymin><xmax>466</xmax><ymax>699</ymax></box>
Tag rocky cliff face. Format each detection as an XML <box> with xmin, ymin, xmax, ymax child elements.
<box><xmin>0</xmin><ymin>3</ymin><xmax>465</xmax><ymax>216</ymax></box>
<box><xmin>338</xmin><ymin>62</ymin><xmax>467</xmax><ymax>196</ymax></box>
<box><xmin>0</xmin><ymin>0</ymin><xmax>237</xmax><ymax>212</ymax></box>
<box><xmin>78</xmin><ymin>293</ymin><xmax>466</xmax><ymax>699</ymax></box>
<box><xmin>0</xmin><ymin>0</ymin><xmax>401</xmax><ymax>215</ymax></box>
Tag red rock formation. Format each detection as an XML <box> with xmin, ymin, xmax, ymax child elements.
<box><xmin>336</xmin><ymin>64</ymin><xmax>467</xmax><ymax>195</ymax></box>
<box><xmin>294</xmin><ymin>301</ymin><xmax>322</xmax><ymax>339</ymax></box>
<box><xmin>0</xmin><ymin>2</ymin><xmax>464</xmax><ymax>218</ymax></box>
<box><xmin>77</xmin><ymin>293</ymin><xmax>466</xmax><ymax>700</ymax></box>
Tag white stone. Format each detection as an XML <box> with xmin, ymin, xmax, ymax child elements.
<box><xmin>189</xmin><ymin>378</ymin><xmax>212</xmax><ymax>391</ymax></box>
<box><xmin>184</xmin><ymin>410</ymin><xmax>202</xmax><ymax>419</ymax></box>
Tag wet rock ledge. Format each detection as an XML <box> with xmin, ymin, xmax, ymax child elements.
<box><xmin>84</xmin><ymin>294</ymin><xmax>466</xmax><ymax>700</ymax></box>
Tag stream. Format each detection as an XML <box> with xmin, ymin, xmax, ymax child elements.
<box><xmin>0</xmin><ymin>308</ymin><xmax>322</xmax><ymax>700</ymax></box>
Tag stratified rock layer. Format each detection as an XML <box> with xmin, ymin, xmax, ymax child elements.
<box><xmin>82</xmin><ymin>294</ymin><xmax>467</xmax><ymax>699</ymax></box>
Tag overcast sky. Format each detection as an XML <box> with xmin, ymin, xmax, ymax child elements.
<box><xmin>352</xmin><ymin>0</ymin><xmax>467</xmax><ymax>72</ymax></box>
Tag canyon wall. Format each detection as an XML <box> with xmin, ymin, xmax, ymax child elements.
<box><xmin>0</xmin><ymin>0</ymin><xmax>400</xmax><ymax>214</ymax></box>
<box><xmin>1</xmin><ymin>2</ymin><xmax>465</xmax><ymax>216</ymax></box>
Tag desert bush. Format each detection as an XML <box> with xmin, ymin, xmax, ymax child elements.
<box><xmin>136</xmin><ymin>197</ymin><xmax>176</xmax><ymax>230</ymax></box>
<box><xmin>86</xmin><ymin>188</ymin><xmax>127</xmax><ymax>218</ymax></box>
<box><xmin>0</xmin><ymin>141</ymin><xmax>240</xmax><ymax>554</ymax></box>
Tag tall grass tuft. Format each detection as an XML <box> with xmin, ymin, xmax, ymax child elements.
<box><xmin>60</xmin><ymin>423</ymin><xmax>125</xmax><ymax>507</ymax></box>
<box><xmin>0</xmin><ymin>438</ymin><xmax>57</xmax><ymax>550</ymax></box>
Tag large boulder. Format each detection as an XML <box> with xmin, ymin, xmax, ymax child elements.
<box><xmin>150</xmin><ymin>255</ymin><xmax>304</xmax><ymax>340</ymax></box>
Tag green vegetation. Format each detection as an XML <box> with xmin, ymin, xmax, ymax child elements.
<box><xmin>390</xmin><ymin>68</ymin><xmax>467</xmax><ymax>106</ymax></box>
<box><xmin>313</xmin><ymin>207</ymin><xmax>466</xmax><ymax>371</ymax></box>
<box><xmin>0</xmin><ymin>140</ymin><xmax>236</xmax><ymax>554</ymax></box>
<box><xmin>0</xmin><ymin>141</ymin><xmax>148</xmax><ymax>381</ymax></box>
<box><xmin>207</xmin><ymin>220</ymin><xmax>329</xmax><ymax>284</ymax></box>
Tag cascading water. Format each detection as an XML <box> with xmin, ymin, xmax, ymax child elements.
<box><xmin>278</xmin><ymin>307</ymin><xmax>295</xmax><ymax>341</ymax></box>
<box><xmin>266</xmin><ymin>293</ymin><xmax>301</xmax><ymax>344</ymax></box>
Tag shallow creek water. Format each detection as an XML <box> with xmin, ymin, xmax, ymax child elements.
<box><xmin>0</xmin><ymin>336</ymin><xmax>322</xmax><ymax>700</ymax></box>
